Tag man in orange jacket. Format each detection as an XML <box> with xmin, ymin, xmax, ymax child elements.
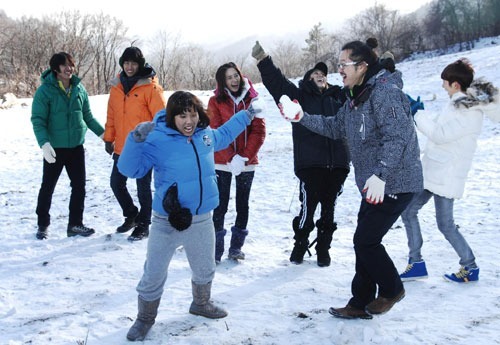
<box><xmin>104</xmin><ymin>47</ymin><xmax>166</xmax><ymax>241</ymax></box>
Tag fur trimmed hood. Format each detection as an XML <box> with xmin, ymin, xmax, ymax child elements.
<box><xmin>454</xmin><ymin>78</ymin><xmax>500</xmax><ymax>122</ymax></box>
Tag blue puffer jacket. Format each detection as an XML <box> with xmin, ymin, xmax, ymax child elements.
<box><xmin>300</xmin><ymin>68</ymin><xmax>423</xmax><ymax>195</ymax></box>
<box><xmin>117</xmin><ymin>108</ymin><xmax>251</xmax><ymax>216</ymax></box>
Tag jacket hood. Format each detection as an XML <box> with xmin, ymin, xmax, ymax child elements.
<box><xmin>454</xmin><ymin>78</ymin><xmax>499</xmax><ymax>108</ymax></box>
<box><xmin>454</xmin><ymin>78</ymin><xmax>500</xmax><ymax>122</ymax></box>
<box><xmin>40</xmin><ymin>68</ymin><xmax>81</xmax><ymax>86</ymax></box>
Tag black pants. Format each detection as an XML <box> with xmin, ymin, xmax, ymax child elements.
<box><xmin>213</xmin><ymin>170</ymin><xmax>255</xmax><ymax>231</ymax></box>
<box><xmin>349</xmin><ymin>192</ymin><xmax>414</xmax><ymax>309</ymax></box>
<box><xmin>36</xmin><ymin>145</ymin><xmax>86</xmax><ymax>227</ymax></box>
<box><xmin>110</xmin><ymin>154</ymin><xmax>152</xmax><ymax>224</ymax></box>
<box><xmin>294</xmin><ymin>167</ymin><xmax>348</xmax><ymax>236</ymax></box>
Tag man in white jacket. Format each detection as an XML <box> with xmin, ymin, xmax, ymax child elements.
<box><xmin>399</xmin><ymin>58</ymin><xmax>499</xmax><ymax>283</ymax></box>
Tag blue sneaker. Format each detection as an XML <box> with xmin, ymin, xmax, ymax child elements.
<box><xmin>400</xmin><ymin>260</ymin><xmax>428</xmax><ymax>281</ymax></box>
<box><xmin>444</xmin><ymin>266</ymin><xmax>479</xmax><ymax>283</ymax></box>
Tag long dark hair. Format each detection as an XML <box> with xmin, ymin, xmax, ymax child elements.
<box><xmin>165</xmin><ymin>91</ymin><xmax>210</xmax><ymax>130</ymax></box>
<box><xmin>214</xmin><ymin>62</ymin><xmax>245</xmax><ymax>103</ymax></box>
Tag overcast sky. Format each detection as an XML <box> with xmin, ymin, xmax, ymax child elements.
<box><xmin>2</xmin><ymin>0</ymin><xmax>432</xmax><ymax>45</ymax></box>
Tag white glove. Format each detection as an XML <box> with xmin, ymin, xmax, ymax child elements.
<box><xmin>278</xmin><ymin>95</ymin><xmax>303</xmax><ymax>122</ymax></box>
<box><xmin>247</xmin><ymin>97</ymin><xmax>266</xmax><ymax>120</ymax></box>
<box><xmin>42</xmin><ymin>142</ymin><xmax>56</xmax><ymax>163</ymax></box>
<box><xmin>133</xmin><ymin>121</ymin><xmax>155</xmax><ymax>142</ymax></box>
<box><xmin>229</xmin><ymin>154</ymin><xmax>248</xmax><ymax>176</ymax></box>
<box><xmin>363</xmin><ymin>174</ymin><xmax>386</xmax><ymax>204</ymax></box>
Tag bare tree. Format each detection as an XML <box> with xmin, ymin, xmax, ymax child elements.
<box><xmin>269</xmin><ymin>39</ymin><xmax>303</xmax><ymax>79</ymax></box>
<box><xmin>183</xmin><ymin>44</ymin><xmax>217</xmax><ymax>90</ymax></box>
<box><xmin>147</xmin><ymin>30</ymin><xmax>185</xmax><ymax>90</ymax></box>
<box><xmin>302</xmin><ymin>22</ymin><xmax>329</xmax><ymax>67</ymax></box>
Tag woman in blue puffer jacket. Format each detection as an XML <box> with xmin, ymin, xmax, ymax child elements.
<box><xmin>117</xmin><ymin>91</ymin><xmax>262</xmax><ymax>341</ymax></box>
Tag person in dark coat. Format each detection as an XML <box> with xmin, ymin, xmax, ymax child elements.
<box><xmin>252</xmin><ymin>41</ymin><xmax>350</xmax><ymax>267</ymax></box>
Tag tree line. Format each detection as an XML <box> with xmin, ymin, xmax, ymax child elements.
<box><xmin>0</xmin><ymin>0</ymin><xmax>498</xmax><ymax>98</ymax></box>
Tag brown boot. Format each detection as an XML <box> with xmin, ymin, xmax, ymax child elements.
<box><xmin>329</xmin><ymin>304</ymin><xmax>373</xmax><ymax>320</ymax></box>
<box><xmin>365</xmin><ymin>289</ymin><xmax>405</xmax><ymax>315</ymax></box>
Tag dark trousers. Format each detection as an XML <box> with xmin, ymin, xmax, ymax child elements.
<box><xmin>349</xmin><ymin>192</ymin><xmax>414</xmax><ymax>309</ymax></box>
<box><xmin>213</xmin><ymin>170</ymin><xmax>255</xmax><ymax>231</ymax></box>
<box><xmin>294</xmin><ymin>167</ymin><xmax>348</xmax><ymax>236</ymax></box>
<box><xmin>110</xmin><ymin>154</ymin><xmax>152</xmax><ymax>224</ymax></box>
<box><xmin>36</xmin><ymin>145</ymin><xmax>86</xmax><ymax>227</ymax></box>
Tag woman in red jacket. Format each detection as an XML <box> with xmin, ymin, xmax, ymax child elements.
<box><xmin>207</xmin><ymin>62</ymin><xmax>266</xmax><ymax>263</ymax></box>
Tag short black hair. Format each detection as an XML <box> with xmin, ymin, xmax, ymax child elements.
<box><xmin>341</xmin><ymin>41</ymin><xmax>378</xmax><ymax>67</ymax></box>
<box><xmin>166</xmin><ymin>91</ymin><xmax>210</xmax><ymax>130</ymax></box>
<box><xmin>49</xmin><ymin>52</ymin><xmax>75</xmax><ymax>73</ymax></box>
<box><xmin>441</xmin><ymin>58</ymin><xmax>474</xmax><ymax>91</ymax></box>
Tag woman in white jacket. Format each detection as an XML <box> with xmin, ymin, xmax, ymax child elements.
<box><xmin>400</xmin><ymin>58</ymin><xmax>499</xmax><ymax>283</ymax></box>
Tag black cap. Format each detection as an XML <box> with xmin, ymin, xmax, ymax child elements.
<box><xmin>119</xmin><ymin>47</ymin><xmax>145</xmax><ymax>69</ymax></box>
<box><xmin>312</xmin><ymin>62</ymin><xmax>328</xmax><ymax>76</ymax></box>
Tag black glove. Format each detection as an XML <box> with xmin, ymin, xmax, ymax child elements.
<box><xmin>162</xmin><ymin>183</ymin><xmax>192</xmax><ymax>231</ymax></box>
<box><xmin>105</xmin><ymin>141</ymin><xmax>114</xmax><ymax>155</ymax></box>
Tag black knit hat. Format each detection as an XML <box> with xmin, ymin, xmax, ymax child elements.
<box><xmin>119</xmin><ymin>47</ymin><xmax>145</xmax><ymax>69</ymax></box>
<box><xmin>312</xmin><ymin>62</ymin><xmax>328</xmax><ymax>76</ymax></box>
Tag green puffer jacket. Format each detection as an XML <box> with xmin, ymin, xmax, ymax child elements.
<box><xmin>31</xmin><ymin>69</ymin><xmax>104</xmax><ymax>148</ymax></box>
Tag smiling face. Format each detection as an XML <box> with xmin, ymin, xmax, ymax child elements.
<box><xmin>174</xmin><ymin>106</ymin><xmax>199</xmax><ymax>136</ymax></box>
<box><xmin>310</xmin><ymin>70</ymin><xmax>327</xmax><ymax>90</ymax></box>
<box><xmin>338</xmin><ymin>49</ymin><xmax>367</xmax><ymax>89</ymax></box>
<box><xmin>122</xmin><ymin>60</ymin><xmax>140</xmax><ymax>77</ymax></box>
<box><xmin>55</xmin><ymin>60</ymin><xmax>74</xmax><ymax>85</ymax></box>
<box><xmin>224</xmin><ymin>67</ymin><xmax>241</xmax><ymax>93</ymax></box>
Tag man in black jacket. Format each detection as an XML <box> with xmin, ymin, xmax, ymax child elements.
<box><xmin>252</xmin><ymin>41</ymin><xmax>350</xmax><ymax>267</ymax></box>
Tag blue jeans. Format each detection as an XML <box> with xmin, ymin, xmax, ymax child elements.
<box><xmin>401</xmin><ymin>189</ymin><xmax>476</xmax><ymax>268</ymax></box>
<box><xmin>212</xmin><ymin>170</ymin><xmax>254</xmax><ymax>231</ymax></box>
<box><xmin>136</xmin><ymin>213</ymin><xmax>216</xmax><ymax>301</ymax></box>
<box><xmin>110</xmin><ymin>154</ymin><xmax>152</xmax><ymax>224</ymax></box>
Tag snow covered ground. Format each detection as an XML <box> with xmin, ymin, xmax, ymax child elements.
<box><xmin>1</xmin><ymin>38</ymin><xmax>499</xmax><ymax>345</ymax></box>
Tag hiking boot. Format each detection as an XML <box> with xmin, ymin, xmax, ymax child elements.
<box><xmin>365</xmin><ymin>289</ymin><xmax>405</xmax><ymax>315</ymax></box>
<box><xmin>128</xmin><ymin>223</ymin><xmax>149</xmax><ymax>241</ymax></box>
<box><xmin>116</xmin><ymin>216</ymin><xmax>137</xmax><ymax>233</ymax></box>
<box><xmin>329</xmin><ymin>304</ymin><xmax>373</xmax><ymax>320</ymax></box>
<box><xmin>444</xmin><ymin>266</ymin><xmax>479</xmax><ymax>283</ymax></box>
<box><xmin>289</xmin><ymin>240</ymin><xmax>309</xmax><ymax>264</ymax></box>
<box><xmin>36</xmin><ymin>226</ymin><xmax>49</xmax><ymax>240</ymax></box>
<box><xmin>67</xmin><ymin>224</ymin><xmax>95</xmax><ymax>237</ymax></box>
<box><xmin>400</xmin><ymin>260</ymin><xmax>428</xmax><ymax>281</ymax></box>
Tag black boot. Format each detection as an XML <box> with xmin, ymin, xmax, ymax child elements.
<box><xmin>215</xmin><ymin>229</ymin><xmax>227</xmax><ymax>263</ymax></box>
<box><xmin>128</xmin><ymin>222</ymin><xmax>149</xmax><ymax>241</ymax></box>
<box><xmin>228</xmin><ymin>226</ymin><xmax>248</xmax><ymax>260</ymax></box>
<box><xmin>289</xmin><ymin>217</ymin><xmax>312</xmax><ymax>264</ymax></box>
<box><xmin>116</xmin><ymin>215</ymin><xmax>137</xmax><ymax>233</ymax></box>
<box><xmin>315</xmin><ymin>221</ymin><xmax>337</xmax><ymax>267</ymax></box>
<box><xmin>36</xmin><ymin>225</ymin><xmax>49</xmax><ymax>240</ymax></box>
<box><xmin>126</xmin><ymin>296</ymin><xmax>161</xmax><ymax>341</ymax></box>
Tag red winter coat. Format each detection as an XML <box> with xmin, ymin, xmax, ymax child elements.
<box><xmin>207</xmin><ymin>78</ymin><xmax>266</xmax><ymax>170</ymax></box>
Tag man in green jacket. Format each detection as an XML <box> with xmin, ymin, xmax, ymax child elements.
<box><xmin>31</xmin><ymin>52</ymin><xmax>104</xmax><ymax>240</ymax></box>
